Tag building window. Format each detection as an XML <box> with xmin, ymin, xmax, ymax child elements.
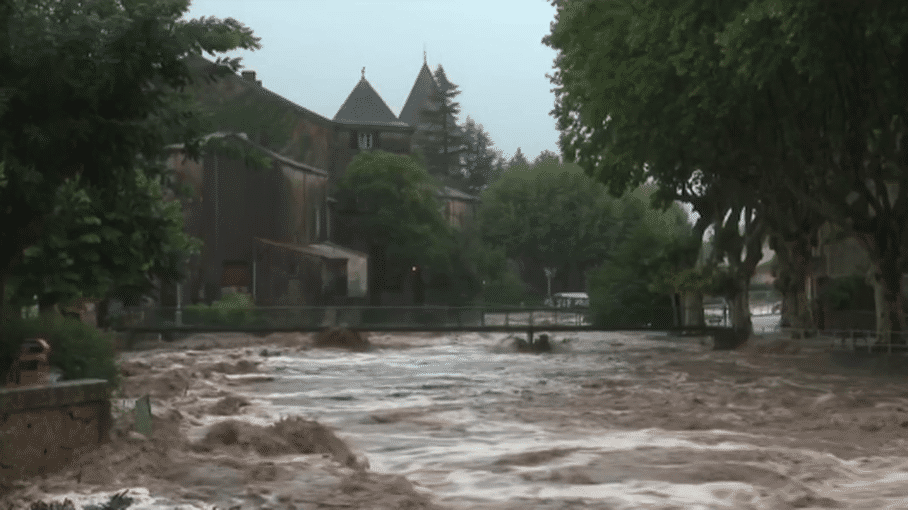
<box><xmin>358</xmin><ymin>132</ymin><xmax>373</xmax><ymax>150</ymax></box>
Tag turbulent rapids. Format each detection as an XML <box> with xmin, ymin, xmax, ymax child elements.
<box><xmin>5</xmin><ymin>330</ymin><xmax>908</xmax><ymax>509</ymax></box>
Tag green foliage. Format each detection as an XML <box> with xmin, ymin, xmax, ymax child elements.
<box><xmin>507</xmin><ymin>148</ymin><xmax>530</xmax><ymax>171</ymax></box>
<box><xmin>0</xmin><ymin>0</ymin><xmax>259</xmax><ymax>313</ymax></box>
<box><xmin>545</xmin><ymin>0</ymin><xmax>908</xmax><ymax>336</ymax></box>
<box><xmin>587</xmin><ymin>192</ymin><xmax>697</xmax><ymax>328</ymax></box>
<box><xmin>820</xmin><ymin>276</ymin><xmax>870</xmax><ymax>311</ymax></box>
<box><xmin>473</xmin><ymin>244</ymin><xmax>531</xmax><ymax>305</ymax></box>
<box><xmin>0</xmin><ymin>315</ymin><xmax>119</xmax><ymax>386</ymax></box>
<box><xmin>336</xmin><ymin>151</ymin><xmax>454</xmax><ymax>269</ymax></box>
<box><xmin>182</xmin><ymin>292</ymin><xmax>264</xmax><ymax>327</ymax></box>
<box><xmin>201</xmin><ymin>134</ymin><xmax>273</xmax><ymax>172</ymax></box>
<box><xmin>6</xmin><ymin>168</ymin><xmax>201</xmax><ymax>308</ymax></box>
<box><xmin>478</xmin><ymin>161</ymin><xmax>624</xmax><ymax>278</ymax></box>
<box><xmin>415</xmin><ymin>65</ymin><xmax>468</xmax><ymax>185</ymax></box>
<box><xmin>459</xmin><ymin>116</ymin><xmax>504</xmax><ymax>194</ymax></box>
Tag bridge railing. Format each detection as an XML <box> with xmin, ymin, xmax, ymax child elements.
<box><xmin>111</xmin><ymin>305</ymin><xmax>593</xmax><ymax>331</ymax></box>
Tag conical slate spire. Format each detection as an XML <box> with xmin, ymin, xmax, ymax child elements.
<box><xmin>400</xmin><ymin>59</ymin><xmax>439</xmax><ymax>126</ymax></box>
<box><xmin>334</xmin><ymin>72</ymin><xmax>407</xmax><ymax>127</ymax></box>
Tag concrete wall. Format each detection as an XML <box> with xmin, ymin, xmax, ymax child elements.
<box><xmin>0</xmin><ymin>380</ymin><xmax>111</xmax><ymax>481</ymax></box>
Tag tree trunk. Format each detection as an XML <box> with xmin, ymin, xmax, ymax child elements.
<box><xmin>867</xmin><ymin>258</ymin><xmax>905</xmax><ymax>347</ymax></box>
<box><xmin>0</xmin><ymin>271</ymin><xmax>6</xmax><ymax>322</ymax></box>
<box><xmin>681</xmin><ymin>292</ymin><xmax>704</xmax><ymax>327</ymax></box>
<box><xmin>776</xmin><ymin>236</ymin><xmax>814</xmax><ymax>334</ymax></box>
<box><xmin>368</xmin><ymin>244</ymin><xmax>385</xmax><ymax>307</ymax></box>
<box><xmin>857</xmin><ymin>227</ymin><xmax>906</xmax><ymax>347</ymax></box>
<box><xmin>730</xmin><ymin>289</ymin><xmax>752</xmax><ymax>334</ymax></box>
<box><xmin>97</xmin><ymin>297</ymin><xmax>110</xmax><ymax>330</ymax></box>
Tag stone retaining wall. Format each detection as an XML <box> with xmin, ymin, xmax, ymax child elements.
<box><xmin>0</xmin><ymin>379</ymin><xmax>112</xmax><ymax>481</ymax></box>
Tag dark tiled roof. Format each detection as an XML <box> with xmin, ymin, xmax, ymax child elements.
<box><xmin>399</xmin><ymin>62</ymin><xmax>439</xmax><ymax>126</ymax></box>
<box><xmin>334</xmin><ymin>77</ymin><xmax>409</xmax><ymax>128</ymax></box>
<box><xmin>186</xmin><ymin>54</ymin><xmax>334</xmax><ymax>125</ymax></box>
<box><xmin>438</xmin><ymin>186</ymin><xmax>480</xmax><ymax>202</ymax></box>
<box><xmin>166</xmin><ymin>132</ymin><xmax>328</xmax><ymax>177</ymax></box>
<box><xmin>255</xmin><ymin>238</ymin><xmax>368</xmax><ymax>260</ymax></box>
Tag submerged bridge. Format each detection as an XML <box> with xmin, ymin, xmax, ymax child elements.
<box><xmin>113</xmin><ymin>305</ymin><xmax>751</xmax><ymax>350</ymax></box>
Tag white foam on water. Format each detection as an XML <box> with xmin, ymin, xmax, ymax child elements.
<box><xmin>29</xmin><ymin>488</ymin><xmax>207</xmax><ymax>510</ymax></box>
<box><xmin>36</xmin><ymin>331</ymin><xmax>908</xmax><ymax>509</ymax></box>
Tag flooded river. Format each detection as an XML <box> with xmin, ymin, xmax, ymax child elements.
<box><xmin>6</xmin><ymin>330</ymin><xmax>908</xmax><ymax>509</ymax></box>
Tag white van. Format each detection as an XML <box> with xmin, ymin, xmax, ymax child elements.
<box><xmin>548</xmin><ymin>292</ymin><xmax>589</xmax><ymax>309</ymax></box>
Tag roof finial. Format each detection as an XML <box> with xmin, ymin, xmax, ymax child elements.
<box><xmin>361</xmin><ymin>66</ymin><xmax>365</xmax><ymax>79</ymax></box>
<box><xmin>423</xmin><ymin>43</ymin><xmax>427</xmax><ymax>65</ymax></box>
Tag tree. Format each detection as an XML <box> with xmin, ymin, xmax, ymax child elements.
<box><xmin>478</xmin><ymin>161</ymin><xmax>631</xmax><ymax>296</ymax></box>
<box><xmin>716</xmin><ymin>0</ymin><xmax>908</xmax><ymax>344</ymax></box>
<box><xmin>6</xmin><ymin>169</ymin><xmax>201</xmax><ymax>317</ymax></box>
<box><xmin>334</xmin><ymin>151</ymin><xmax>454</xmax><ymax>305</ymax></box>
<box><xmin>546</xmin><ymin>0</ymin><xmax>908</xmax><ymax>343</ymax></box>
<box><xmin>460</xmin><ymin>116</ymin><xmax>504</xmax><ymax>194</ymax></box>
<box><xmin>414</xmin><ymin>65</ymin><xmax>468</xmax><ymax>186</ymax></box>
<box><xmin>588</xmin><ymin>198</ymin><xmax>695</xmax><ymax>329</ymax></box>
<box><xmin>507</xmin><ymin>148</ymin><xmax>530</xmax><ymax>171</ymax></box>
<box><xmin>0</xmin><ymin>0</ymin><xmax>261</xmax><ymax>319</ymax></box>
<box><xmin>533</xmin><ymin>150</ymin><xmax>561</xmax><ymax>167</ymax></box>
<box><xmin>544</xmin><ymin>0</ymin><xmax>772</xmax><ymax>334</ymax></box>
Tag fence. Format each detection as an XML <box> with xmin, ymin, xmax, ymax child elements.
<box><xmin>111</xmin><ymin>303</ymin><xmax>792</xmax><ymax>332</ymax></box>
<box><xmin>111</xmin><ymin>305</ymin><xmax>593</xmax><ymax>331</ymax></box>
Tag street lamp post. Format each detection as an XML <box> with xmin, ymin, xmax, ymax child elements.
<box><xmin>544</xmin><ymin>267</ymin><xmax>557</xmax><ymax>306</ymax></box>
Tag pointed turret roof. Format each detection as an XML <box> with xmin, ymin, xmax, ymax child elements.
<box><xmin>334</xmin><ymin>72</ymin><xmax>409</xmax><ymax>127</ymax></box>
<box><xmin>399</xmin><ymin>60</ymin><xmax>439</xmax><ymax>126</ymax></box>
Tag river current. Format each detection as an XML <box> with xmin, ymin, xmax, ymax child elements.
<box><xmin>196</xmin><ymin>331</ymin><xmax>908</xmax><ymax>509</ymax></box>
<box><xmin>11</xmin><ymin>330</ymin><xmax>908</xmax><ymax>509</ymax></box>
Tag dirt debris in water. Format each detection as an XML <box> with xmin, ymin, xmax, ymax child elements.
<box><xmin>0</xmin><ymin>333</ymin><xmax>443</xmax><ymax>510</ymax></box>
<box><xmin>495</xmin><ymin>334</ymin><xmax>908</xmax><ymax>460</ymax></box>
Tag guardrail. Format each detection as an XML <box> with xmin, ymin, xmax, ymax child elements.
<box><xmin>111</xmin><ymin>305</ymin><xmax>593</xmax><ymax>330</ymax></box>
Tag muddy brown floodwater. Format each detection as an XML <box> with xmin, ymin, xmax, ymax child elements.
<box><xmin>4</xmin><ymin>331</ymin><xmax>908</xmax><ymax>509</ymax></box>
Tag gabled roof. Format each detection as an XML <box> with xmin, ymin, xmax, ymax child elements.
<box><xmin>438</xmin><ymin>186</ymin><xmax>480</xmax><ymax>202</ymax></box>
<box><xmin>399</xmin><ymin>61</ymin><xmax>439</xmax><ymax>126</ymax></box>
<box><xmin>334</xmin><ymin>76</ymin><xmax>409</xmax><ymax>128</ymax></box>
<box><xmin>166</xmin><ymin>131</ymin><xmax>328</xmax><ymax>177</ymax></box>
<box><xmin>255</xmin><ymin>238</ymin><xmax>368</xmax><ymax>261</ymax></box>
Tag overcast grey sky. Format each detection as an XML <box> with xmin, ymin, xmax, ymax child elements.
<box><xmin>185</xmin><ymin>0</ymin><xmax>561</xmax><ymax>162</ymax></box>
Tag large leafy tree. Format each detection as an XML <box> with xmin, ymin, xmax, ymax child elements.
<box><xmin>0</xmin><ymin>0</ymin><xmax>261</xmax><ymax>318</ymax></box>
<box><xmin>335</xmin><ymin>151</ymin><xmax>454</xmax><ymax>305</ymax></box>
<box><xmin>478</xmin><ymin>161</ymin><xmax>629</xmax><ymax>296</ymax></box>
<box><xmin>544</xmin><ymin>0</ymin><xmax>784</xmax><ymax>334</ymax></box>
<box><xmin>588</xmin><ymin>197</ymin><xmax>695</xmax><ymax>329</ymax></box>
<box><xmin>6</xmin><ymin>170</ymin><xmax>201</xmax><ymax>315</ymax></box>
<box><xmin>717</xmin><ymin>0</ymin><xmax>908</xmax><ymax>342</ymax></box>
<box><xmin>547</xmin><ymin>0</ymin><xmax>908</xmax><ymax>342</ymax></box>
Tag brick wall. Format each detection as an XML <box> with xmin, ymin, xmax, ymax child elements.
<box><xmin>0</xmin><ymin>379</ymin><xmax>111</xmax><ymax>481</ymax></box>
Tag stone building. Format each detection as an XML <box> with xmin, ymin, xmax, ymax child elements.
<box><xmin>169</xmin><ymin>55</ymin><xmax>478</xmax><ymax>307</ymax></box>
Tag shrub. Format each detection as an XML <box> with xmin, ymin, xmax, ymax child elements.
<box><xmin>0</xmin><ymin>314</ymin><xmax>119</xmax><ymax>387</ymax></box>
<box><xmin>183</xmin><ymin>292</ymin><xmax>264</xmax><ymax>327</ymax></box>
<box><xmin>587</xmin><ymin>263</ymin><xmax>675</xmax><ymax>329</ymax></box>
